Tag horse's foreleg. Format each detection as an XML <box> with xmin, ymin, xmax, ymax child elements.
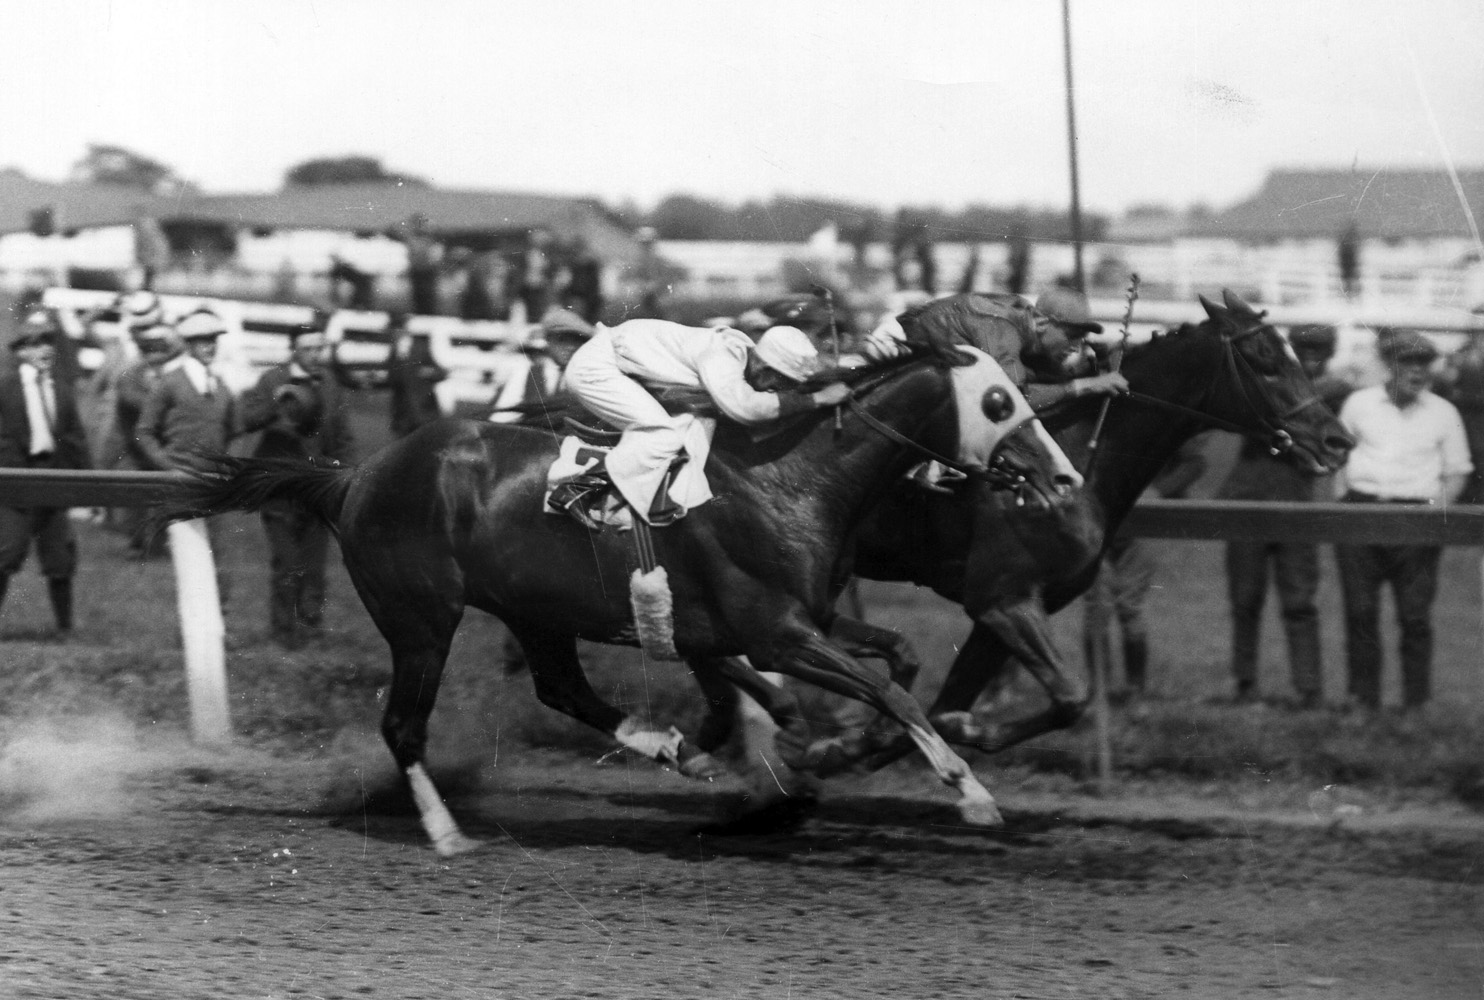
<box><xmin>851</xmin><ymin>622</ymin><xmax>1020</xmax><ymax>774</ymax></box>
<box><xmin>755</xmin><ymin>626</ymin><xmax>1002</xmax><ymax>827</ymax></box>
<box><xmin>946</xmin><ymin>601</ymin><xmax>1088</xmax><ymax>750</ymax></box>
<box><xmin>827</xmin><ymin>613</ymin><xmax>923</xmax><ymax>690</ymax></box>
<box><xmin>511</xmin><ymin>625</ymin><xmax>684</xmax><ymax>769</ymax></box>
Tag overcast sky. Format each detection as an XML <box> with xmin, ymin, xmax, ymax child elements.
<box><xmin>3</xmin><ymin>0</ymin><xmax>1481</xmax><ymax>215</ymax></box>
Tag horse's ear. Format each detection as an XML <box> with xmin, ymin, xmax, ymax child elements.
<box><xmin>1198</xmin><ymin>294</ymin><xmax>1225</xmax><ymax>320</ymax></box>
<box><xmin>1221</xmin><ymin>288</ymin><xmax>1260</xmax><ymax>316</ymax></box>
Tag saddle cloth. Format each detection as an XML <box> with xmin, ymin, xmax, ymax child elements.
<box><xmin>544</xmin><ymin>436</ymin><xmax>633</xmax><ymax>528</ymax></box>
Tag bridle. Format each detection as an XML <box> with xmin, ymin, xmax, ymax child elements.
<box><xmin>839</xmin><ymin>361</ymin><xmax>1033</xmax><ymax>492</ymax></box>
<box><xmin>1112</xmin><ymin>320</ymin><xmax>1324</xmax><ymax>457</ymax></box>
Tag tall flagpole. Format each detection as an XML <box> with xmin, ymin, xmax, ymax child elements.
<box><xmin>1061</xmin><ymin>0</ymin><xmax>1086</xmax><ymax>292</ymax></box>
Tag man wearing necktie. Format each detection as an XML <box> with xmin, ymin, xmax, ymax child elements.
<box><xmin>0</xmin><ymin>309</ymin><xmax>90</xmax><ymax>637</ymax></box>
<box><xmin>137</xmin><ymin>310</ymin><xmax>236</xmax><ymax>472</ymax></box>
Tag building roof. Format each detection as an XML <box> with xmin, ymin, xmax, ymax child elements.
<box><xmin>0</xmin><ymin>172</ymin><xmax>642</xmax><ymax>262</ymax></box>
<box><xmin>1194</xmin><ymin>167</ymin><xmax>1484</xmax><ymax>241</ymax></box>
<box><xmin>0</xmin><ymin>168</ymin><xmax>159</xmax><ymax>233</ymax></box>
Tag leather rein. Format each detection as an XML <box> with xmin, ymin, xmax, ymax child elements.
<box><xmin>1110</xmin><ymin>322</ymin><xmax>1324</xmax><ymax>456</ymax></box>
<box><xmin>841</xmin><ymin>364</ymin><xmax>1028</xmax><ymax>491</ymax></box>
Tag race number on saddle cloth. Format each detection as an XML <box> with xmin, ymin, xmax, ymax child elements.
<box><xmin>561</xmin><ymin>318</ymin><xmax>833</xmax><ymax>525</ymax></box>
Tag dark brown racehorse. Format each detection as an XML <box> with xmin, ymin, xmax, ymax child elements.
<box><xmin>714</xmin><ymin>290</ymin><xmax>1353</xmax><ymax>778</ymax></box>
<box><xmin>172</xmin><ymin>342</ymin><xmax>1075</xmax><ymax>853</ymax></box>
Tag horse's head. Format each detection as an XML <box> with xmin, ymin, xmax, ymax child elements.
<box><xmin>957</xmin><ymin>346</ymin><xmax>1083</xmax><ymax>509</ymax></box>
<box><xmin>1188</xmin><ymin>289</ymin><xmax>1353</xmax><ymax>473</ymax></box>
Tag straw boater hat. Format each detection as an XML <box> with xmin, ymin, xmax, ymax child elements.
<box><xmin>116</xmin><ymin>290</ymin><xmax>164</xmax><ymax>331</ymax></box>
<box><xmin>176</xmin><ymin>309</ymin><xmax>229</xmax><ymax>340</ymax></box>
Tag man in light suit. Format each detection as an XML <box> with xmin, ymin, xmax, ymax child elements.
<box><xmin>0</xmin><ymin>309</ymin><xmax>91</xmax><ymax>637</ymax></box>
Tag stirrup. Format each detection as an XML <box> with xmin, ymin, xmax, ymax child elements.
<box><xmin>548</xmin><ymin>475</ymin><xmax>612</xmax><ymax>529</ymax></box>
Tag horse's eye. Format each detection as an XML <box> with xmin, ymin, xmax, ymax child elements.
<box><xmin>982</xmin><ymin>386</ymin><xmax>1015</xmax><ymax>422</ymax></box>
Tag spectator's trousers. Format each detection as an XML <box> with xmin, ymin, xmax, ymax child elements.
<box><xmin>262</xmin><ymin>500</ymin><xmax>330</xmax><ymax>640</ymax></box>
<box><xmin>1225</xmin><ymin>540</ymin><xmax>1321</xmax><ymax>697</ymax></box>
<box><xmin>1334</xmin><ymin>494</ymin><xmax>1441</xmax><ymax>708</ymax></box>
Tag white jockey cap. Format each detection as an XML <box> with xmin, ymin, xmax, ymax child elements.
<box><xmin>753</xmin><ymin>325</ymin><xmax>822</xmax><ymax>381</ymax></box>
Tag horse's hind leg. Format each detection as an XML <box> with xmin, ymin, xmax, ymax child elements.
<box><xmin>508</xmin><ymin>624</ymin><xmax>688</xmax><ymax>770</ymax></box>
<box><xmin>368</xmin><ymin>585</ymin><xmax>478</xmax><ymax>857</ymax></box>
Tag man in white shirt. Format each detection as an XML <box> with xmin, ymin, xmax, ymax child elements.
<box><xmin>1335</xmin><ymin>329</ymin><xmax>1472</xmax><ymax>710</ymax></box>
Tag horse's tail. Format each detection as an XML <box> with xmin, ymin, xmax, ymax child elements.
<box><xmin>163</xmin><ymin>455</ymin><xmax>354</xmax><ymax>528</ymax></box>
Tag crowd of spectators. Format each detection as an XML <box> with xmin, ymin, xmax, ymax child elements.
<box><xmin>0</xmin><ymin>259</ymin><xmax>1478</xmax><ymax>716</ymax></box>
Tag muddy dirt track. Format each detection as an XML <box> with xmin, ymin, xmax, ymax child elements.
<box><xmin>2</xmin><ymin>746</ymin><xmax>1482</xmax><ymax>1000</ymax></box>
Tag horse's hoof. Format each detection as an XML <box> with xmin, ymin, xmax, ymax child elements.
<box><xmin>957</xmin><ymin>797</ymin><xmax>1005</xmax><ymax>828</ymax></box>
<box><xmin>676</xmin><ymin>745</ymin><xmax>727</xmax><ymax>781</ymax></box>
<box><xmin>931</xmin><ymin>711</ymin><xmax>985</xmax><ymax>743</ymax></box>
<box><xmin>432</xmin><ymin>831</ymin><xmax>483</xmax><ymax>857</ymax></box>
<box><xmin>803</xmin><ymin>737</ymin><xmax>865</xmax><ymax>777</ymax></box>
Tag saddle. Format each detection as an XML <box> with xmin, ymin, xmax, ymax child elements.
<box><xmin>545</xmin><ymin>417</ymin><xmax>688</xmax><ymax>529</ymax></box>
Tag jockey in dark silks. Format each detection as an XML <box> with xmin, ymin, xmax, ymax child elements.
<box><xmin>861</xmin><ymin>289</ymin><xmax>1128</xmax><ymax>413</ymax></box>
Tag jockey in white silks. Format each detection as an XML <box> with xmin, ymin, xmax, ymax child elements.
<box><xmin>564</xmin><ymin>318</ymin><xmax>849</xmax><ymax>524</ymax></box>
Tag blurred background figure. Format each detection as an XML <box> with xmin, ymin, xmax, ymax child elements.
<box><xmin>1084</xmin><ymin>435</ymin><xmax>1209</xmax><ymax>700</ymax></box>
<box><xmin>1436</xmin><ymin>335</ymin><xmax>1484</xmax><ymax>504</ymax></box>
<box><xmin>135</xmin><ymin>309</ymin><xmax>238</xmax><ymax>600</ymax></box>
<box><xmin>486</xmin><ymin>307</ymin><xmax>593</xmax><ymax>423</ymax></box>
<box><xmin>395</xmin><ymin>213</ymin><xmax>444</xmax><ymax>316</ymax></box>
<box><xmin>559</xmin><ymin>236</ymin><xmax>605</xmax><ymax>324</ymax></box>
<box><xmin>1218</xmin><ymin>324</ymin><xmax>1352</xmax><ymax>708</ymax></box>
<box><xmin>626</xmin><ymin>227</ymin><xmax>669</xmax><ymax>320</ymax></box>
<box><xmin>239</xmin><ymin>317</ymin><xmax>355</xmax><ymax>649</ymax></box>
<box><xmin>112</xmin><ymin>320</ymin><xmax>183</xmax><ymax>557</ymax></box>
<box><xmin>1334</xmin><ymin>330</ymin><xmax>1471</xmax><ymax>711</ymax></box>
<box><xmin>513</xmin><ymin>227</ymin><xmax>556</xmax><ymax>324</ymax></box>
<box><xmin>0</xmin><ymin>309</ymin><xmax>90</xmax><ymax>638</ymax></box>
<box><xmin>385</xmin><ymin>312</ymin><xmax>448</xmax><ymax>438</ymax></box>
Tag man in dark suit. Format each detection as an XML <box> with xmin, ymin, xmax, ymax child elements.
<box><xmin>0</xmin><ymin>309</ymin><xmax>91</xmax><ymax>637</ymax></box>
<box><xmin>239</xmin><ymin>319</ymin><xmax>354</xmax><ymax>649</ymax></box>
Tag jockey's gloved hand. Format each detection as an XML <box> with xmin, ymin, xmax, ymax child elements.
<box><xmin>811</xmin><ymin>382</ymin><xmax>851</xmax><ymax>408</ymax></box>
<box><xmin>1071</xmin><ymin>372</ymin><xmax>1129</xmax><ymax>397</ymax></box>
<box><xmin>862</xmin><ymin>321</ymin><xmax>909</xmax><ymax>361</ymax></box>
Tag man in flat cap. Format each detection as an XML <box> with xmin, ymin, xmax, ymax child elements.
<box><xmin>1218</xmin><ymin>324</ymin><xmax>1352</xmax><ymax>708</ymax></box>
<box><xmin>0</xmin><ymin>309</ymin><xmax>90</xmax><ymax>637</ymax></box>
<box><xmin>240</xmin><ymin>315</ymin><xmax>355</xmax><ymax>649</ymax></box>
<box><xmin>1334</xmin><ymin>328</ymin><xmax>1471</xmax><ymax>711</ymax></box>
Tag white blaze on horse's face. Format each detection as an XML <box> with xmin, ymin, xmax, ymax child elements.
<box><xmin>948</xmin><ymin>347</ymin><xmax>1077</xmax><ymax>487</ymax></box>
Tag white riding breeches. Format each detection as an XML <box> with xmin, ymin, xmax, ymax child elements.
<box><xmin>565</xmin><ymin>332</ymin><xmax>716</xmax><ymax>520</ymax></box>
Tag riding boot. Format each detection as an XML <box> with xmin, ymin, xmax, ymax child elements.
<box><xmin>647</xmin><ymin>456</ymin><xmax>689</xmax><ymax>526</ymax></box>
<box><xmin>1122</xmin><ymin>635</ymin><xmax>1148</xmax><ymax>692</ymax></box>
<box><xmin>47</xmin><ymin>577</ymin><xmax>73</xmax><ymax>634</ymax></box>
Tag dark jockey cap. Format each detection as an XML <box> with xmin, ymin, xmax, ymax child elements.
<box><xmin>1034</xmin><ymin>288</ymin><xmax>1103</xmax><ymax>335</ymax></box>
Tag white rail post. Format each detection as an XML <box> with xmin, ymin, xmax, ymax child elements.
<box><xmin>166</xmin><ymin>519</ymin><xmax>231</xmax><ymax>743</ymax></box>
